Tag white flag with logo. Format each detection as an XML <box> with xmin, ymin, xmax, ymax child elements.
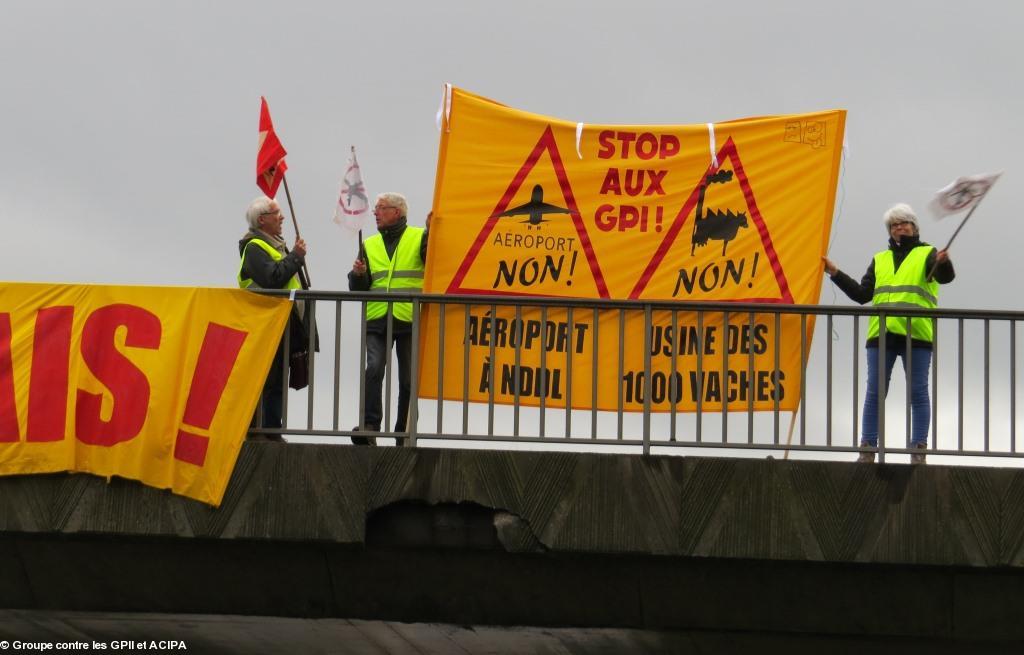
<box><xmin>333</xmin><ymin>147</ymin><xmax>370</xmax><ymax>233</ymax></box>
<box><xmin>929</xmin><ymin>171</ymin><xmax>1002</xmax><ymax>219</ymax></box>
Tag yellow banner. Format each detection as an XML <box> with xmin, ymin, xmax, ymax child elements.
<box><xmin>420</xmin><ymin>88</ymin><xmax>844</xmax><ymax>412</ymax></box>
<box><xmin>0</xmin><ymin>283</ymin><xmax>291</xmax><ymax>505</ymax></box>
<box><xmin>419</xmin><ymin>306</ymin><xmax>802</xmax><ymax>412</ymax></box>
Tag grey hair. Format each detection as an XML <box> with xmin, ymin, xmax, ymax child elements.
<box><xmin>377</xmin><ymin>192</ymin><xmax>408</xmax><ymax>218</ymax></box>
<box><xmin>883</xmin><ymin>203</ymin><xmax>919</xmax><ymax>235</ymax></box>
<box><xmin>246</xmin><ymin>196</ymin><xmax>277</xmax><ymax>229</ymax></box>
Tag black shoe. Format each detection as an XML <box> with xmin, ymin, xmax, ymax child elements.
<box><xmin>351</xmin><ymin>426</ymin><xmax>378</xmax><ymax>446</ymax></box>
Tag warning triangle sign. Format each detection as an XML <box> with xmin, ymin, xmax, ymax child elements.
<box><xmin>447</xmin><ymin>126</ymin><xmax>610</xmax><ymax>298</ymax></box>
<box><xmin>630</xmin><ymin>138</ymin><xmax>794</xmax><ymax>303</ymax></box>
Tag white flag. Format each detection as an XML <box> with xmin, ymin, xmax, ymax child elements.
<box><xmin>928</xmin><ymin>171</ymin><xmax>1002</xmax><ymax>219</ymax></box>
<box><xmin>333</xmin><ymin>147</ymin><xmax>370</xmax><ymax>233</ymax></box>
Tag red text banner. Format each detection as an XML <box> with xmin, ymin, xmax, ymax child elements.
<box><xmin>0</xmin><ymin>283</ymin><xmax>291</xmax><ymax>505</ymax></box>
<box><xmin>420</xmin><ymin>87</ymin><xmax>844</xmax><ymax>412</ymax></box>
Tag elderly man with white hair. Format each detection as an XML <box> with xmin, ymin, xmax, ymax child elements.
<box><xmin>238</xmin><ymin>195</ymin><xmax>309</xmax><ymax>437</ymax></box>
<box><xmin>823</xmin><ymin>203</ymin><xmax>955</xmax><ymax>464</ymax></box>
<box><xmin>348</xmin><ymin>192</ymin><xmax>430</xmax><ymax>445</ymax></box>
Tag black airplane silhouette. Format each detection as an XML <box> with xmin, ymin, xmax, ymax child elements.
<box><xmin>494</xmin><ymin>184</ymin><xmax>571</xmax><ymax>228</ymax></box>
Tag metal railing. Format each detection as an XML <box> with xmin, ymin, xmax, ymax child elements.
<box><xmin>253</xmin><ymin>289</ymin><xmax>1023</xmax><ymax>465</ymax></box>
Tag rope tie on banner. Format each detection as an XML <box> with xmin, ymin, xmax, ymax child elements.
<box><xmin>435</xmin><ymin>83</ymin><xmax>453</xmax><ymax>132</ymax></box>
<box><xmin>289</xmin><ymin>288</ymin><xmax>296</xmax><ymax>301</ymax></box>
<box><xmin>575</xmin><ymin>122</ymin><xmax>585</xmax><ymax>159</ymax></box>
<box><xmin>707</xmin><ymin>122</ymin><xmax>718</xmax><ymax>168</ymax></box>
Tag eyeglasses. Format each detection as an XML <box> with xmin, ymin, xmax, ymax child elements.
<box><xmin>374</xmin><ymin>205</ymin><xmax>397</xmax><ymax>213</ymax></box>
<box><xmin>261</xmin><ymin>209</ymin><xmax>282</xmax><ymax>217</ymax></box>
<box><xmin>889</xmin><ymin>220</ymin><xmax>913</xmax><ymax>228</ymax></box>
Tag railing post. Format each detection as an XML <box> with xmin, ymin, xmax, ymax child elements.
<box><xmin>333</xmin><ymin>300</ymin><xmax>342</xmax><ymax>432</ymax></box>
<box><xmin>280</xmin><ymin>314</ymin><xmax>291</xmax><ymax>437</ymax></box>
<box><xmin>878</xmin><ymin>311</ymin><xmax>887</xmax><ymax>464</ymax></box>
<box><xmin>306</xmin><ymin>298</ymin><xmax>316</xmax><ymax>431</ymax></box>
<box><xmin>383</xmin><ymin>301</ymin><xmax>394</xmax><ymax>438</ymax></box>
<box><xmin>357</xmin><ymin>301</ymin><xmax>367</xmax><ymax>433</ymax></box>
<box><xmin>642</xmin><ymin>304</ymin><xmax>652</xmax><ymax>455</ymax></box>
<box><xmin>407</xmin><ymin>297</ymin><xmax>421</xmax><ymax>448</ymax></box>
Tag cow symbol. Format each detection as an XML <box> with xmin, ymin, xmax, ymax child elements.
<box><xmin>691</xmin><ymin>209</ymin><xmax>748</xmax><ymax>256</ymax></box>
<box><xmin>689</xmin><ymin>170</ymin><xmax>748</xmax><ymax>256</ymax></box>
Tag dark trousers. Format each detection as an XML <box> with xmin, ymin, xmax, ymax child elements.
<box><xmin>254</xmin><ymin>339</ymin><xmax>285</xmax><ymax>430</ymax></box>
<box><xmin>363</xmin><ymin>330</ymin><xmax>412</xmax><ymax>432</ymax></box>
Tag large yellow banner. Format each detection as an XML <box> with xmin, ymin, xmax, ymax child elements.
<box><xmin>421</xmin><ymin>87</ymin><xmax>845</xmax><ymax>412</ymax></box>
<box><xmin>0</xmin><ymin>283</ymin><xmax>291</xmax><ymax>505</ymax></box>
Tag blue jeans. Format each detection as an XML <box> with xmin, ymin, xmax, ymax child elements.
<box><xmin>862</xmin><ymin>346</ymin><xmax>932</xmax><ymax>447</ymax></box>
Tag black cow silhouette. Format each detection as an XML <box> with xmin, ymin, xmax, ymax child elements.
<box><xmin>691</xmin><ymin>209</ymin><xmax>748</xmax><ymax>256</ymax></box>
<box><xmin>689</xmin><ymin>169</ymin><xmax>748</xmax><ymax>256</ymax></box>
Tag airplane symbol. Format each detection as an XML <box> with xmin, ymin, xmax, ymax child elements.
<box><xmin>342</xmin><ymin>179</ymin><xmax>367</xmax><ymax>206</ymax></box>
<box><xmin>493</xmin><ymin>184</ymin><xmax>571</xmax><ymax>228</ymax></box>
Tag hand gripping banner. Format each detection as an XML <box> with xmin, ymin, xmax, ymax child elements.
<box><xmin>420</xmin><ymin>87</ymin><xmax>845</xmax><ymax>413</ymax></box>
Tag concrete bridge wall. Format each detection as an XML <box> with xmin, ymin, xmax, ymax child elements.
<box><xmin>1</xmin><ymin>444</ymin><xmax>1023</xmax><ymax>643</ymax></box>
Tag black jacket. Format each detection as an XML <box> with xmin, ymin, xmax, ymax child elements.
<box><xmin>829</xmin><ymin>235</ymin><xmax>955</xmax><ymax>349</ymax></box>
<box><xmin>238</xmin><ymin>231</ymin><xmax>313</xmax><ymax>352</ymax></box>
<box><xmin>238</xmin><ymin>231</ymin><xmax>306</xmax><ymax>290</ymax></box>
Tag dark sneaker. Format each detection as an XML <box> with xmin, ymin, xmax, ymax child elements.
<box><xmin>910</xmin><ymin>442</ymin><xmax>927</xmax><ymax>465</ymax></box>
<box><xmin>857</xmin><ymin>450</ymin><xmax>876</xmax><ymax>463</ymax></box>
<box><xmin>351</xmin><ymin>426</ymin><xmax>378</xmax><ymax>447</ymax></box>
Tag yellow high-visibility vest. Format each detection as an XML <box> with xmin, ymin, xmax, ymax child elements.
<box><xmin>364</xmin><ymin>227</ymin><xmax>425</xmax><ymax>322</ymax></box>
<box><xmin>867</xmin><ymin>246</ymin><xmax>938</xmax><ymax>343</ymax></box>
<box><xmin>237</xmin><ymin>238</ymin><xmax>301</xmax><ymax>291</ymax></box>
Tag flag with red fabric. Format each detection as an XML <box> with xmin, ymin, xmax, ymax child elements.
<box><xmin>256</xmin><ymin>97</ymin><xmax>287</xmax><ymax>197</ymax></box>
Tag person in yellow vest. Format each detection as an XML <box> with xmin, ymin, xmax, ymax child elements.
<box><xmin>238</xmin><ymin>196</ymin><xmax>309</xmax><ymax>436</ymax></box>
<box><xmin>823</xmin><ymin>203</ymin><xmax>954</xmax><ymax>464</ymax></box>
<box><xmin>348</xmin><ymin>192</ymin><xmax>429</xmax><ymax>445</ymax></box>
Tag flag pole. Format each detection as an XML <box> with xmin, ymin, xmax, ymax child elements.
<box><xmin>281</xmin><ymin>173</ymin><xmax>312</xmax><ymax>287</ymax></box>
<box><xmin>282</xmin><ymin>172</ymin><xmax>301</xmax><ymax>237</ymax></box>
<box><xmin>926</xmin><ymin>198</ymin><xmax>984</xmax><ymax>282</ymax></box>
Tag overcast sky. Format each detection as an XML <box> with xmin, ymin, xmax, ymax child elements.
<box><xmin>2</xmin><ymin>0</ymin><xmax>1017</xmax><ymax>300</ymax></box>
<box><xmin>2</xmin><ymin>0</ymin><xmax>1019</xmax><ymax>453</ymax></box>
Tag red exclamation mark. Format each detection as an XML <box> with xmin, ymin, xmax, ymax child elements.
<box><xmin>0</xmin><ymin>313</ymin><xmax>19</xmax><ymax>442</ymax></box>
<box><xmin>174</xmin><ymin>323</ymin><xmax>248</xmax><ymax>466</ymax></box>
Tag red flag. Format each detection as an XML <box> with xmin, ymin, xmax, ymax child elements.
<box><xmin>256</xmin><ymin>96</ymin><xmax>287</xmax><ymax>198</ymax></box>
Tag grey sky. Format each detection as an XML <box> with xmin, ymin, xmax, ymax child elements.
<box><xmin>1</xmin><ymin>0</ymin><xmax>1020</xmax><ymax>455</ymax></box>
<box><xmin>2</xmin><ymin>0</ymin><xmax>1018</xmax><ymax>302</ymax></box>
